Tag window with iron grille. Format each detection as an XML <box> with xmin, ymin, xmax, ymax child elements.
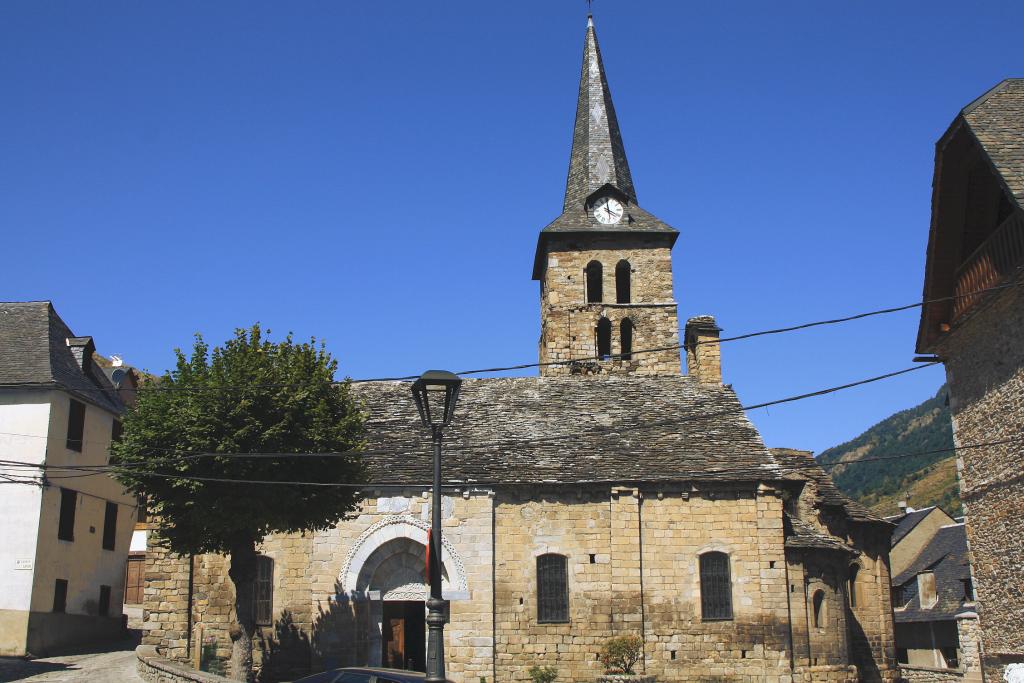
<box><xmin>253</xmin><ymin>556</ymin><xmax>274</xmax><ymax>626</ymax></box>
<box><xmin>537</xmin><ymin>553</ymin><xmax>569</xmax><ymax>623</ymax></box>
<box><xmin>699</xmin><ymin>552</ymin><xmax>733</xmax><ymax>621</ymax></box>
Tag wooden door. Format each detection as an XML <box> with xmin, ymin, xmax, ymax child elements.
<box><xmin>383</xmin><ymin>608</ymin><xmax>406</xmax><ymax>668</ymax></box>
<box><xmin>124</xmin><ymin>555</ymin><xmax>145</xmax><ymax>604</ymax></box>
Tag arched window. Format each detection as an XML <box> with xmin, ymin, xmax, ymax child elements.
<box><xmin>585</xmin><ymin>261</ymin><xmax>603</xmax><ymax>303</ymax></box>
<box><xmin>699</xmin><ymin>552</ymin><xmax>732</xmax><ymax>621</ymax></box>
<box><xmin>812</xmin><ymin>589</ymin><xmax>826</xmax><ymax>628</ymax></box>
<box><xmin>848</xmin><ymin>565</ymin><xmax>859</xmax><ymax>609</ymax></box>
<box><xmin>620</xmin><ymin>318</ymin><xmax>633</xmax><ymax>360</ymax></box>
<box><xmin>536</xmin><ymin>554</ymin><xmax>569</xmax><ymax>623</ymax></box>
<box><xmin>254</xmin><ymin>555</ymin><xmax>274</xmax><ymax>626</ymax></box>
<box><xmin>596</xmin><ymin>318</ymin><xmax>612</xmax><ymax>360</ymax></box>
<box><xmin>615</xmin><ymin>260</ymin><xmax>631</xmax><ymax>303</ymax></box>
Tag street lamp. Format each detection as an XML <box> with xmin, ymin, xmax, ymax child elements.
<box><xmin>411</xmin><ymin>370</ymin><xmax>462</xmax><ymax>683</ymax></box>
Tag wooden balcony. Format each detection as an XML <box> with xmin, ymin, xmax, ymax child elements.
<box><xmin>952</xmin><ymin>211</ymin><xmax>1024</xmax><ymax>321</ymax></box>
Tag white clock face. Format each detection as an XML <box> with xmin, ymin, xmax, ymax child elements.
<box><xmin>593</xmin><ymin>196</ymin><xmax>624</xmax><ymax>225</ymax></box>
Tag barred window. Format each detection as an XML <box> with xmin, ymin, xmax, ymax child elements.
<box><xmin>253</xmin><ymin>556</ymin><xmax>274</xmax><ymax>626</ymax></box>
<box><xmin>848</xmin><ymin>564</ymin><xmax>859</xmax><ymax>608</ymax></box>
<box><xmin>537</xmin><ymin>554</ymin><xmax>569</xmax><ymax>623</ymax></box>
<box><xmin>699</xmin><ymin>552</ymin><xmax>733</xmax><ymax>621</ymax></box>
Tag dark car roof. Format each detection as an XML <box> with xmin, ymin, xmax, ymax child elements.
<box><xmin>296</xmin><ymin>667</ymin><xmax>445</xmax><ymax>683</ymax></box>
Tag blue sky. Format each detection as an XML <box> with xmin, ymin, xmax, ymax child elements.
<box><xmin>2</xmin><ymin>1</ymin><xmax>1021</xmax><ymax>454</ymax></box>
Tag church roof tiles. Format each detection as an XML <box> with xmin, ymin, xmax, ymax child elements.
<box><xmin>354</xmin><ymin>375</ymin><xmax>781</xmax><ymax>486</ymax></box>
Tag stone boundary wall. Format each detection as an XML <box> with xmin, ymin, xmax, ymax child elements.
<box><xmin>899</xmin><ymin>664</ymin><xmax>964</xmax><ymax>682</ymax></box>
<box><xmin>136</xmin><ymin>645</ymin><xmax>232</xmax><ymax>683</ymax></box>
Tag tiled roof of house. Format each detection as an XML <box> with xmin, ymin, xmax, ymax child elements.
<box><xmin>0</xmin><ymin>301</ymin><xmax>123</xmax><ymax>413</ymax></box>
<box><xmin>962</xmin><ymin>78</ymin><xmax>1024</xmax><ymax>210</ymax></box>
<box><xmin>893</xmin><ymin>523</ymin><xmax>974</xmax><ymax>622</ymax></box>
<box><xmin>354</xmin><ymin>375</ymin><xmax>784</xmax><ymax>486</ymax></box>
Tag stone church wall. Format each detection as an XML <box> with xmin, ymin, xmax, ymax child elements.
<box><xmin>539</xmin><ymin>234</ymin><xmax>681</xmax><ymax>376</ymax></box>
<box><xmin>935</xmin><ymin>282</ymin><xmax>1024</xmax><ymax>681</ymax></box>
<box><xmin>143</xmin><ymin>485</ymin><xmax>895</xmax><ymax>683</ymax></box>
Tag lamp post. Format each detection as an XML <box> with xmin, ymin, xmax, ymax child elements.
<box><xmin>411</xmin><ymin>370</ymin><xmax>462</xmax><ymax>683</ymax></box>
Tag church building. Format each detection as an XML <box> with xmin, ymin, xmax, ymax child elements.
<box><xmin>142</xmin><ymin>17</ymin><xmax>899</xmax><ymax>683</ymax></box>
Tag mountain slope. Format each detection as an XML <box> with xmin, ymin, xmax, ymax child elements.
<box><xmin>816</xmin><ymin>386</ymin><xmax>959</xmax><ymax>516</ymax></box>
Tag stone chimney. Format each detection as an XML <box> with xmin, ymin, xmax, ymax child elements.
<box><xmin>66</xmin><ymin>336</ymin><xmax>95</xmax><ymax>374</ymax></box>
<box><xmin>684</xmin><ymin>316</ymin><xmax>722</xmax><ymax>384</ymax></box>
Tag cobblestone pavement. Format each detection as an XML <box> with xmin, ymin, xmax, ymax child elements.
<box><xmin>0</xmin><ymin>638</ymin><xmax>142</xmax><ymax>683</ymax></box>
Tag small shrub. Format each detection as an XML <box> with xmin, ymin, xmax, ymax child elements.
<box><xmin>528</xmin><ymin>665</ymin><xmax>558</xmax><ymax>683</ymax></box>
<box><xmin>599</xmin><ymin>635</ymin><xmax>643</xmax><ymax>675</ymax></box>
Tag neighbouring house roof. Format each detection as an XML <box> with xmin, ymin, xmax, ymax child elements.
<box><xmin>893</xmin><ymin>523</ymin><xmax>974</xmax><ymax>622</ymax></box>
<box><xmin>0</xmin><ymin>301</ymin><xmax>123</xmax><ymax>414</ymax></box>
<box><xmin>916</xmin><ymin>78</ymin><xmax>1024</xmax><ymax>353</ymax></box>
<box><xmin>888</xmin><ymin>506</ymin><xmax>939</xmax><ymax>545</ymax></box>
<box><xmin>354</xmin><ymin>375</ymin><xmax>783</xmax><ymax>486</ymax></box>
<box><xmin>770</xmin><ymin>448</ymin><xmax>887</xmax><ymax>525</ymax></box>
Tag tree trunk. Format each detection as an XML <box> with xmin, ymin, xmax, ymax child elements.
<box><xmin>228</xmin><ymin>541</ymin><xmax>259</xmax><ymax>682</ymax></box>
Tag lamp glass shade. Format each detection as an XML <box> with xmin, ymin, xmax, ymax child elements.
<box><xmin>411</xmin><ymin>370</ymin><xmax>462</xmax><ymax>429</ymax></box>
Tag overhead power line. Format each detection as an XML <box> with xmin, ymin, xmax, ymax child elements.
<box><xmin>1</xmin><ymin>362</ymin><xmax>940</xmax><ymax>477</ymax></box>
<box><xmin>42</xmin><ymin>279</ymin><xmax>1014</xmax><ymax>401</ymax></box>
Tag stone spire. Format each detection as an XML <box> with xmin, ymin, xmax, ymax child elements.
<box><xmin>563</xmin><ymin>15</ymin><xmax>637</xmax><ymax>212</ymax></box>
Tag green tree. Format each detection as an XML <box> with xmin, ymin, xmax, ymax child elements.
<box><xmin>112</xmin><ymin>325</ymin><xmax>366</xmax><ymax>682</ymax></box>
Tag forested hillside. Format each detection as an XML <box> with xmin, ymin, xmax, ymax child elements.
<box><xmin>816</xmin><ymin>386</ymin><xmax>959</xmax><ymax>516</ymax></box>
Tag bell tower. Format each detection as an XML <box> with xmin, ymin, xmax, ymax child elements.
<box><xmin>534</xmin><ymin>16</ymin><xmax>681</xmax><ymax>376</ymax></box>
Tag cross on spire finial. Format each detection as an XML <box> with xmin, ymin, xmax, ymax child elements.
<box><xmin>586</xmin><ymin>0</ymin><xmax>592</xmax><ymax>14</ymax></box>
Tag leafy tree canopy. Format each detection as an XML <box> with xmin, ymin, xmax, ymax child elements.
<box><xmin>111</xmin><ymin>324</ymin><xmax>367</xmax><ymax>554</ymax></box>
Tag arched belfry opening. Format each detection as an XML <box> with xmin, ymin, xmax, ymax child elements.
<box><xmin>585</xmin><ymin>261</ymin><xmax>603</xmax><ymax>303</ymax></box>
<box><xmin>620</xmin><ymin>318</ymin><xmax>633</xmax><ymax>360</ymax></box>
<box><xmin>616</xmin><ymin>260</ymin><xmax>631</xmax><ymax>303</ymax></box>
<box><xmin>596</xmin><ymin>317</ymin><xmax>612</xmax><ymax>359</ymax></box>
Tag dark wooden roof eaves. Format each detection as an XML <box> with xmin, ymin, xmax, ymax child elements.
<box><xmin>770</xmin><ymin>449</ymin><xmax>886</xmax><ymax>525</ymax></box>
<box><xmin>353</xmin><ymin>375</ymin><xmax>781</xmax><ymax>486</ymax></box>
<box><xmin>893</xmin><ymin>524</ymin><xmax>974</xmax><ymax>622</ymax></box>
<box><xmin>0</xmin><ymin>301</ymin><xmax>123</xmax><ymax>414</ymax></box>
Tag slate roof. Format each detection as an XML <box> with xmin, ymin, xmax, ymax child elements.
<box><xmin>563</xmin><ymin>16</ymin><xmax>636</xmax><ymax>211</ymax></box>
<box><xmin>533</xmin><ymin>16</ymin><xmax>678</xmax><ymax>280</ymax></box>
<box><xmin>353</xmin><ymin>375</ymin><xmax>783</xmax><ymax>486</ymax></box>
<box><xmin>887</xmin><ymin>506</ymin><xmax>938</xmax><ymax>545</ymax></box>
<box><xmin>770</xmin><ymin>448</ymin><xmax>886</xmax><ymax>524</ymax></box>
<box><xmin>784</xmin><ymin>515</ymin><xmax>856</xmax><ymax>555</ymax></box>
<box><xmin>0</xmin><ymin>301</ymin><xmax>123</xmax><ymax>413</ymax></box>
<box><xmin>962</xmin><ymin>79</ymin><xmax>1024</xmax><ymax>210</ymax></box>
<box><xmin>893</xmin><ymin>523</ymin><xmax>974</xmax><ymax>622</ymax></box>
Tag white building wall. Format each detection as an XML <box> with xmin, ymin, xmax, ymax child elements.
<box><xmin>0</xmin><ymin>392</ymin><xmax>50</xmax><ymax>619</ymax></box>
<box><xmin>0</xmin><ymin>388</ymin><xmax>135</xmax><ymax>655</ymax></box>
<box><xmin>31</xmin><ymin>391</ymin><xmax>135</xmax><ymax>617</ymax></box>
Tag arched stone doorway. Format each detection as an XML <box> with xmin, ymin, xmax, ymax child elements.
<box><xmin>340</xmin><ymin>517</ymin><xmax>467</xmax><ymax>669</ymax></box>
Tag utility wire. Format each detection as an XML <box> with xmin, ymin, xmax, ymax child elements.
<box><xmin>0</xmin><ymin>362</ymin><xmax>940</xmax><ymax>473</ymax></box>
<box><xmin>50</xmin><ymin>279</ymin><xmax>1016</xmax><ymax>399</ymax></box>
